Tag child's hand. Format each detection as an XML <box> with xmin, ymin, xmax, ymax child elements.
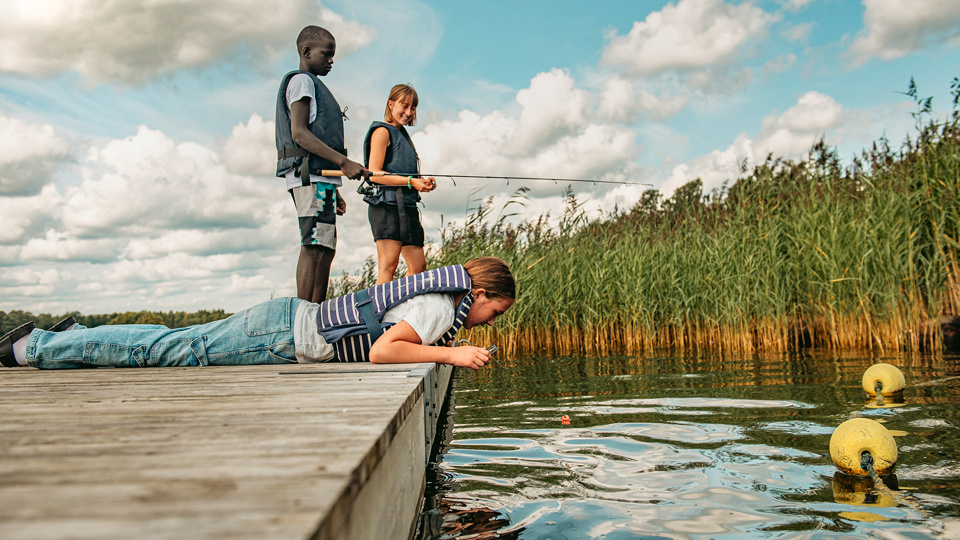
<box><xmin>341</xmin><ymin>159</ymin><xmax>367</xmax><ymax>180</ymax></box>
<box><xmin>448</xmin><ymin>346</ymin><xmax>491</xmax><ymax>370</ymax></box>
<box><xmin>336</xmin><ymin>195</ymin><xmax>346</xmax><ymax>215</ymax></box>
<box><xmin>413</xmin><ymin>176</ymin><xmax>437</xmax><ymax>192</ymax></box>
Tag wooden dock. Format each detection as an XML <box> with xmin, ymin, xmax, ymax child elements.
<box><xmin>0</xmin><ymin>362</ymin><xmax>453</xmax><ymax>540</ymax></box>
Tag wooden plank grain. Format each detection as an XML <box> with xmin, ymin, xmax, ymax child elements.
<box><xmin>0</xmin><ymin>363</ymin><xmax>438</xmax><ymax>540</ymax></box>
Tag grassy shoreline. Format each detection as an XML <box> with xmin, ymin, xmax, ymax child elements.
<box><xmin>439</xmin><ymin>86</ymin><xmax>960</xmax><ymax>357</ymax></box>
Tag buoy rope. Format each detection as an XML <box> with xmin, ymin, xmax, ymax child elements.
<box><xmin>861</xmin><ymin>451</ymin><xmax>930</xmax><ymax>518</ymax></box>
<box><xmin>874</xmin><ymin>381</ymin><xmax>885</xmax><ymax>406</ymax></box>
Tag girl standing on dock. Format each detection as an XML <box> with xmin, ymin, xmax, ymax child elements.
<box><xmin>2</xmin><ymin>258</ymin><xmax>514</xmax><ymax>371</ymax></box>
<box><xmin>359</xmin><ymin>84</ymin><xmax>437</xmax><ymax>284</ymax></box>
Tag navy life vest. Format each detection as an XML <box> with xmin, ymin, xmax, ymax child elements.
<box><xmin>317</xmin><ymin>265</ymin><xmax>473</xmax><ymax>362</ymax></box>
<box><xmin>360</xmin><ymin>121</ymin><xmax>421</xmax><ymax>207</ymax></box>
<box><xmin>275</xmin><ymin>70</ymin><xmax>346</xmax><ymax>178</ymax></box>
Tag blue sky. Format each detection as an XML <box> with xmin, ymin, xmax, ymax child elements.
<box><xmin>1</xmin><ymin>0</ymin><xmax>959</xmax><ymax>315</ymax></box>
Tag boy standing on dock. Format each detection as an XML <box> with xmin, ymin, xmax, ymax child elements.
<box><xmin>276</xmin><ymin>25</ymin><xmax>367</xmax><ymax>303</ymax></box>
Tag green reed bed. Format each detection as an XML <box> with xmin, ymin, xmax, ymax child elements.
<box><xmin>437</xmin><ymin>84</ymin><xmax>960</xmax><ymax>356</ymax></box>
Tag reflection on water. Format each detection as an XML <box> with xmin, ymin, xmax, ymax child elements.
<box><xmin>417</xmin><ymin>352</ymin><xmax>960</xmax><ymax>539</ymax></box>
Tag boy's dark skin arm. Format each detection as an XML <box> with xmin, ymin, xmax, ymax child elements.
<box><xmin>290</xmin><ymin>99</ymin><xmax>365</xmax><ymax>180</ymax></box>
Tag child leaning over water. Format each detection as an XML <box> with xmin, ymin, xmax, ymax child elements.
<box><xmin>359</xmin><ymin>84</ymin><xmax>437</xmax><ymax>284</ymax></box>
<box><xmin>1</xmin><ymin>258</ymin><xmax>514</xmax><ymax>370</ymax></box>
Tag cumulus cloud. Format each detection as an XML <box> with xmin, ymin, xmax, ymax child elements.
<box><xmin>754</xmin><ymin>91</ymin><xmax>845</xmax><ymax>158</ymax></box>
<box><xmin>0</xmin><ymin>0</ymin><xmax>376</xmax><ymax>84</ymax></box>
<box><xmin>658</xmin><ymin>91</ymin><xmax>850</xmax><ymax>197</ymax></box>
<box><xmin>601</xmin><ymin>0</ymin><xmax>778</xmax><ymax>76</ymax></box>
<box><xmin>763</xmin><ymin>53</ymin><xmax>797</xmax><ymax>74</ymax></box>
<box><xmin>850</xmin><ymin>0</ymin><xmax>960</xmax><ymax>63</ymax></box>
<box><xmin>63</xmin><ymin>126</ymin><xmax>275</xmax><ymax>237</ymax></box>
<box><xmin>784</xmin><ymin>22</ymin><xmax>815</xmax><ymax>42</ymax></box>
<box><xmin>0</xmin><ymin>185</ymin><xmax>64</xmax><ymax>245</ymax></box>
<box><xmin>413</xmin><ymin>71</ymin><xmax>641</xmax><ymax>206</ymax></box>
<box><xmin>509</xmin><ymin>69</ymin><xmax>591</xmax><ymax>154</ymax></box>
<box><xmin>19</xmin><ymin>231</ymin><xmax>122</xmax><ymax>263</ymax></box>
<box><xmin>0</xmin><ymin>111</ymin><xmax>75</xmax><ymax>196</ymax></box>
<box><xmin>223</xmin><ymin>114</ymin><xmax>276</xmax><ymax>176</ymax></box>
<box><xmin>783</xmin><ymin>0</ymin><xmax>816</xmax><ymax>11</ymax></box>
<box><xmin>597</xmin><ymin>77</ymin><xmax>689</xmax><ymax>123</ymax></box>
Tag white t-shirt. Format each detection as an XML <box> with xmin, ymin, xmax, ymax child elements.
<box><xmin>284</xmin><ymin>73</ymin><xmax>342</xmax><ymax>190</ymax></box>
<box><xmin>293</xmin><ymin>293</ymin><xmax>458</xmax><ymax>363</ymax></box>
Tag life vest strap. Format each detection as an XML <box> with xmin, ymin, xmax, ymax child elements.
<box><xmin>354</xmin><ymin>289</ymin><xmax>383</xmax><ymax>343</ymax></box>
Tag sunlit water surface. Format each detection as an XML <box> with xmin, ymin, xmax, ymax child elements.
<box><xmin>417</xmin><ymin>352</ymin><xmax>960</xmax><ymax>539</ymax></box>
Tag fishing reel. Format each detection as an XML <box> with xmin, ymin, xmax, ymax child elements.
<box><xmin>356</xmin><ymin>179</ymin><xmax>381</xmax><ymax>198</ymax></box>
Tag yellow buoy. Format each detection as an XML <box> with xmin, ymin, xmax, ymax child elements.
<box><xmin>829</xmin><ymin>418</ymin><xmax>898</xmax><ymax>476</ymax></box>
<box><xmin>861</xmin><ymin>363</ymin><xmax>905</xmax><ymax>396</ymax></box>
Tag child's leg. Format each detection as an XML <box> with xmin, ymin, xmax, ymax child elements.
<box><xmin>27</xmin><ymin>298</ymin><xmax>300</xmax><ymax>369</ymax></box>
<box><xmin>375</xmin><ymin>239</ymin><xmax>403</xmax><ymax>284</ymax></box>
<box><xmin>298</xmin><ymin>245</ymin><xmax>335</xmax><ymax>303</ymax></box>
<box><xmin>400</xmin><ymin>245</ymin><xmax>427</xmax><ymax>275</ymax></box>
<box><xmin>292</xmin><ymin>183</ymin><xmax>338</xmax><ymax>302</ymax></box>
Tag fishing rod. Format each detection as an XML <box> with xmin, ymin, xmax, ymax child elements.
<box><xmin>319</xmin><ymin>170</ymin><xmax>653</xmax><ymax>186</ymax></box>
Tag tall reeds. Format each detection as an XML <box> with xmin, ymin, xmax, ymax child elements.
<box><xmin>434</xmin><ymin>80</ymin><xmax>960</xmax><ymax>356</ymax></box>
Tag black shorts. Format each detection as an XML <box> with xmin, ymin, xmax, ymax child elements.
<box><xmin>368</xmin><ymin>203</ymin><xmax>424</xmax><ymax>247</ymax></box>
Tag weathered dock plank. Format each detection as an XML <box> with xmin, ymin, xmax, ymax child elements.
<box><xmin>0</xmin><ymin>363</ymin><xmax>452</xmax><ymax>539</ymax></box>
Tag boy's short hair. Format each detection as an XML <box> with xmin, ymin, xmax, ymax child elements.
<box><xmin>297</xmin><ymin>26</ymin><xmax>334</xmax><ymax>49</ymax></box>
<box><xmin>384</xmin><ymin>84</ymin><xmax>419</xmax><ymax>127</ymax></box>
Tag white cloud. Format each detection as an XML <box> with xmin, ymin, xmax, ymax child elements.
<box><xmin>509</xmin><ymin>69</ymin><xmax>590</xmax><ymax>154</ymax></box>
<box><xmin>0</xmin><ymin>111</ymin><xmax>75</xmax><ymax>195</ymax></box>
<box><xmin>783</xmin><ymin>0</ymin><xmax>816</xmax><ymax>11</ymax></box>
<box><xmin>659</xmin><ymin>91</ymin><xmax>851</xmax><ymax>197</ymax></box>
<box><xmin>0</xmin><ymin>0</ymin><xmax>376</xmax><ymax>84</ymax></box>
<box><xmin>597</xmin><ymin>77</ymin><xmax>689</xmax><ymax>122</ymax></box>
<box><xmin>784</xmin><ymin>22</ymin><xmax>815</xmax><ymax>42</ymax></box>
<box><xmin>63</xmin><ymin>126</ymin><xmax>274</xmax><ymax>237</ymax></box>
<box><xmin>0</xmin><ymin>267</ymin><xmax>63</xmax><ymax>299</ymax></box>
<box><xmin>223</xmin><ymin>114</ymin><xmax>276</xmax><ymax>176</ymax></box>
<box><xmin>754</xmin><ymin>91</ymin><xmax>845</xmax><ymax>158</ymax></box>
<box><xmin>850</xmin><ymin>0</ymin><xmax>960</xmax><ymax>63</ymax></box>
<box><xmin>0</xmin><ymin>185</ymin><xmax>63</xmax><ymax>244</ymax></box>
<box><xmin>421</xmin><ymin>71</ymin><xmax>639</xmax><ymax>176</ymax></box>
<box><xmin>601</xmin><ymin>0</ymin><xmax>778</xmax><ymax>76</ymax></box>
<box><xmin>763</xmin><ymin>53</ymin><xmax>797</xmax><ymax>74</ymax></box>
<box><xmin>659</xmin><ymin>134</ymin><xmax>752</xmax><ymax>197</ymax></box>
<box><xmin>19</xmin><ymin>231</ymin><xmax>122</xmax><ymax>262</ymax></box>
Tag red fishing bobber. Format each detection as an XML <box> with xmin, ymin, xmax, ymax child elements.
<box><xmin>561</xmin><ymin>415</ymin><xmax>570</xmax><ymax>425</ymax></box>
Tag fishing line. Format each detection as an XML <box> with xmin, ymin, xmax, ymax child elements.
<box><xmin>320</xmin><ymin>170</ymin><xmax>652</xmax><ymax>186</ymax></box>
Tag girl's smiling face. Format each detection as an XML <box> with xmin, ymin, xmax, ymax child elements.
<box><xmin>388</xmin><ymin>98</ymin><xmax>417</xmax><ymax>126</ymax></box>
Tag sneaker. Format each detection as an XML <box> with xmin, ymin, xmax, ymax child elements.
<box><xmin>48</xmin><ymin>316</ymin><xmax>78</xmax><ymax>332</ymax></box>
<box><xmin>1</xmin><ymin>322</ymin><xmax>36</xmax><ymax>368</ymax></box>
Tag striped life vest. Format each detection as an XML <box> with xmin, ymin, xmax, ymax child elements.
<box><xmin>317</xmin><ymin>265</ymin><xmax>474</xmax><ymax>362</ymax></box>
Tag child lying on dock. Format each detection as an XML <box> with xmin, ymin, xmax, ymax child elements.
<box><xmin>1</xmin><ymin>257</ymin><xmax>514</xmax><ymax>370</ymax></box>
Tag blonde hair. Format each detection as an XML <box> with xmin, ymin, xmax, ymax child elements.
<box><xmin>464</xmin><ymin>257</ymin><xmax>515</xmax><ymax>300</ymax></box>
<box><xmin>384</xmin><ymin>84</ymin><xmax>419</xmax><ymax>126</ymax></box>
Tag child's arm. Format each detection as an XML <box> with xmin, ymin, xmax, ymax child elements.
<box><xmin>290</xmin><ymin>98</ymin><xmax>366</xmax><ymax>180</ymax></box>
<box><xmin>368</xmin><ymin>321</ymin><xmax>491</xmax><ymax>369</ymax></box>
<box><xmin>367</xmin><ymin>127</ymin><xmax>436</xmax><ymax>192</ymax></box>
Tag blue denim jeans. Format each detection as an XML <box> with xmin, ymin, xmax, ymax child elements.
<box><xmin>26</xmin><ymin>298</ymin><xmax>301</xmax><ymax>369</ymax></box>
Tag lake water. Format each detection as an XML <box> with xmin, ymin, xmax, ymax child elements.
<box><xmin>417</xmin><ymin>352</ymin><xmax>960</xmax><ymax>539</ymax></box>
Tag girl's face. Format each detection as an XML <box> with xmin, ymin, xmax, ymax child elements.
<box><xmin>388</xmin><ymin>98</ymin><xmax>417</xmax><ymax>126</ymax></box>
<box><xmin>464</xmin><ymin>290</ymin><xmax>514</xmax><ymax>329</ymax></box>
